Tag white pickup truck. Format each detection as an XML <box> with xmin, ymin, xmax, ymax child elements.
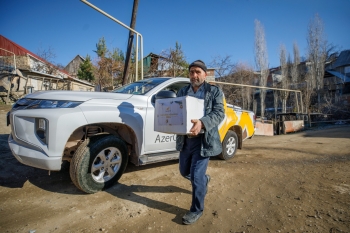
<box><xmin>7</xmin><ymin>77</ymin><xmax>255</xmax><ymax>193</ymax></box>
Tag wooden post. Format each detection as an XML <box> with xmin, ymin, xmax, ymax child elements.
<box><xmin>122</xmin><ymin>0</ymin><xmax>139</xmax><ymax>85</ymax></box>
<box><xmin>6</xmin><ymin>76</ymin><xmax>12</xmax><ymax>104</ymax></box>
<box><xmin>41</xmin><ymin>78</ymin><xmax>44</xmax><ymax>90</ymax></box>
<box><xmin>23</xmin><ymin>76</ymin><xmax>29</xmax><ymax>94</ymax></box>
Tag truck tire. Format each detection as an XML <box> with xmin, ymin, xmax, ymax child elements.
<box><xmin>70</xmin><ymin>134</ymin><xmax>128</xmax><ymax>194</ymax></box>
<box><xmin>218</xmin><ymin>130</ymin><xmax>238</xmax><ymax>160</ymax></box>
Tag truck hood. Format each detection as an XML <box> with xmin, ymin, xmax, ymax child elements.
<box><xmin>25</xmin><ymin>91</ymin><xmax>133</xmax><ymax>102</ymax></box>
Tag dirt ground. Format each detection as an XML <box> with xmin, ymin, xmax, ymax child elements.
<box><xmin>0</xmin><ymin>104</ymin><xmax>349</xmax><ymax>233</ymax></box>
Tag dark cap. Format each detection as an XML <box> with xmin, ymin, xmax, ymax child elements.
<box><xmin>189</xmin><ymin>60</ymin><xmax>207</xmax><ymax>73</ymax></box>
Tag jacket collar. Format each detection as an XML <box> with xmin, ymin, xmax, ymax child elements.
<box><xmin>186</xmin><ymin>81</ymin><xmax>211</xmax><ymax>93</ymax></box>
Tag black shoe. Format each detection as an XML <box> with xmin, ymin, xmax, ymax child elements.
<box><xmin>182</xmin><ymin>211</ymin><xmax>203</xmax><ymax>225</ymax></box>
<box><xmin>205</xmin><ymin>174</ymin><xmax>211</xmax><ymax>195</ymax></box>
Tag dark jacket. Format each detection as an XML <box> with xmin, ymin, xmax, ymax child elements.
<box><xmin>175</xmin><ymin>81</ymin><xmax>225</xmax><ymax>157</ymax></box>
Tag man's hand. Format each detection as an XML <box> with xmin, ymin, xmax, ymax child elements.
<box><xmin>189</xmin><ymin>119</ymin><xmax>203</xmax><ymax>135</ymax></box>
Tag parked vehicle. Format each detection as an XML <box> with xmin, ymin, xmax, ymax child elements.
<box><xmin>7</xmin><ymin>77</ymin><xmax>255</xmax><ymax>193</ymax></box>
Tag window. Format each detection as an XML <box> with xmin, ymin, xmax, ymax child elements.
<box><xmin>344</xmin><ymin>66</ymin><xmax>350</xmax><ymax>75</ymax></box>
<box><xmin>161</xmin><ymin>82</ymin><xmax>189</xmax><ymax>94</ymax></box>
<box><xmin>113</xmin><ymin>78</ymin><xmax>169</xmax><ymax>95</ymax></box>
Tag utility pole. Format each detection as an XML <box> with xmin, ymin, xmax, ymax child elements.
<box><xmin>122</xmin><ymin>0</ymin><xmax>139</xmax><ymax>85</ymax></box>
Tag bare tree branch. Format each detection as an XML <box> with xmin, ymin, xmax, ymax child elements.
<box><xmin>209</xmin><ymin>55</ymin><xmax>235</xmax><ymax>78</ymax></box>
<box><xmin>306</xmin><ymin>13</ymin><xmax>327</xmax><ymax>111</ymax></box>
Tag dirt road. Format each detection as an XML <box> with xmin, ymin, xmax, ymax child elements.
<box><xmin>0</xmin><ymin>104</ymin><xmax>349</xmax><ymax>233</ymax></box>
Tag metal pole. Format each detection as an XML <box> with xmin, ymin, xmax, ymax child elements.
<box><xmin>300</xmin><ymin>92</ymin><xmax>304</xmax><ymax>114</ymax></box>
<box><xmin>296</xmin><ymin>92</ymin><xmax>299</xmax><ymax>113</ymax></box>
<box><xmin>81</xmin><ymin>0</ymin><xmax>143</xmax><ymax>81</ymax></box>
<box><xmin>135</xmin><ymin>34</ymin><xmax>139</xmax><ymax>81</ymax></box>
<box><xmin>213</xmin><ymin>81</ymin><xmax>304</xmax><ymax>117</ymax></box>
<box><xmin>140</xmin><ymin>32</ymin><xmax>143</xmax><ymax>81</ymax></box>
<box><xmin>212</xmin><ymin>81</ymin><xmax>302</xmax><ymax>93</ymax></box>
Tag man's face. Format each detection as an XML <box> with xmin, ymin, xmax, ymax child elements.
<box><xmin>189</xmin><ymin>66</ymin><xmax>206</xmax><ymax>87</ymax></box>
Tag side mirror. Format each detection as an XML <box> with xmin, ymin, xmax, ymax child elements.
<box><xmin>155</xmin><ymin>90</ymin><xmax>177</xmax><ymax>99</ymax></box>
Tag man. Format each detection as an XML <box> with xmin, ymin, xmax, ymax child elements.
<box><xmin>176</xmin><ymin>60</ymin><xmax>225</xmax><ymax>225</ymax></box>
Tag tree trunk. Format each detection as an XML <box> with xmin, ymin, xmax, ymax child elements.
<box><xmin>274</xmin><ymin>90</ymin><xmax>278</xmax><ymax>119</ymax></box>
<box><xmin>253</xmin><ymin>99</ymin><xmax>257</xmax><ymax>116</ymax></box>
<box><xmin>282</xmin><ymin>99</ymin><xmax>286</xmax><ymax>113</ymax></box>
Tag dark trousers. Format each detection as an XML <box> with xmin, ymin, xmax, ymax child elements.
<box><xmin>179</xmin><ymin>136</ymin><xmax>209</xmax><ymax>213</ymax></box>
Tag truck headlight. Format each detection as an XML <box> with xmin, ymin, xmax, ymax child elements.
<box><xmin>27</xmin><ymin>100</ymin><xmax>83</xmax><ymax>109</ymax></box>
<box><xmin>13</xmin><ymin>99</ymin><xmax>83</xmax><ymax>110</ymax></box>
<box><xmin>35</xmin><ymin>118</ymin><xmax>48</xmax><ymax>144</ymax></box>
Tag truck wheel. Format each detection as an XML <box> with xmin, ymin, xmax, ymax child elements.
<box><xmin>218</xmin><ymin>130</ymin><xmax>238</xmax><ymax>160</ymax></box>
<box><xmin>70</xmin><ymin>135</ymin><xmax>128</xmax><ymax>194</ymax></box>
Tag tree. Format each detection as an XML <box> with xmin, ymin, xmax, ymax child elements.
<box><xmin>290</xmin><ymin>42</ymin><xmax>301</xmax><ymax>112</ymax></box>
<box><xmin>159</xmin><ymin>42</ymin><xmax>188</xmax><ymax>77</ymax></box>
<box><xmin>235</xmin><ymin>62</ymin><xmax>255</xmax><ymax>110</ymax></box>
<box><xmin>94</xmin><ymin>37</ymin><xmax>107</xmax><ymax>58</ymax></box>
<box><xmin>209</xmin><ymin>55</ymin><xmax>236</xmax><ymax>107</ymax></box>
<box><xmin>254</xmin><ymin>19</ymin><xmax>269</xmax><ymax>118</ymax></box>
<box><xmin>279</xmin><ymin>44</ymin><xmax>290</xmax><ymax>113</ymax></box>
<box><xmin>209</xmin><ymin>55</ymin><xmax>235</xmax><ymax>79</ymax></box>
<box><xmin>291</xmin><ymin>42</ymin><xmax>301</xmax><ymax>84</ymax></box>
<box><xmin>93</xmin><ymin>37</ymin><xmax>125</xmax><ymax>90</ymax></box>
<box><xmin>34</xmin><ymin>45</ymin><xmax>57</xmax><ymax>75</ymax></box>
<box><xmin>306</xmin><ymin>14</ymin><xmax>327</xmax><ymax>112</ymax></box>
<box><xmin>77</xmin><ymin>55</ymin><xmax>95</xmax><ymax>82</ymax></box>
<box><xmin>302</xmin><ymin>71</ymin><xmax>315</xmax><ymax>116</ymax></box>
<box><xmin>109</xmin><ymin>48</ymin><xmax>125</xmax><ymax>86</ymax></box>
<box><xmin>111</xmin><ymin>48</ymin><xmax>125</xmax><ymax>62</ymax></box>
<box><xmin>216</xmin><ymin>61</ymin><xmax>255</xmax><ymax>110</ymax></box>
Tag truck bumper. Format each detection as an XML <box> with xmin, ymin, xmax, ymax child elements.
<box><xmin>8</xmin><ymin>133</ymin><xmax>62</xmax><ymax>170</ymax></box>
<box><xmin>8</xmin><ymin>107</ymin><xmax>87</xmax><ymax>171</ymax></box>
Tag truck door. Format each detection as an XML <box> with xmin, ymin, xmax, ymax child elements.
<box><xmin>143</xmin><ymin>81</ymin><xmax>189</xmax><ymax>153</ymax></box>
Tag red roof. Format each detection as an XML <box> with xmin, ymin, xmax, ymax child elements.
<box><xmin>0</xmin><ymin>35</ymin><xmax>44</xmax><ymax>62</ymax></box>
<box><xmin>0</xmin><ymin>34</ymin><xmax>70</xmax><ymax>76</ymax></box>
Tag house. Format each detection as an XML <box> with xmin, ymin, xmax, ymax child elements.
<box><xmin>143</xmin><ymin>53</ymin><xmax>163</xmax><ymax>77</ymax></box>
<box><xmin>143</xmin><ymin>52</ymin><xmax>215</xmax><ymax>81</ymax></box>
<box><xmin>258</xmin><ymin>50</ymin><xmax>350</xmax><ymax>116</ymax></box>
<box><xmin>324</xmin><ymin>50</ymin><xmax>350</xmax><ymax>104</ymax></box>
<box><xmin>59</xmin><ymin>75</ymin><xmax>95</xmax><ymax>92</ymax></box>
<box><xmin>64</xmin><ymin>55</ymin><xmax>85</xmax><ymax>78</ymax></box>
<box><xmin>63</xmin><ymin>55</ymin><xmax>95</xmax><ymax>91</ymax></box>
<box><xmin>0</xmin><ymin>35</ymin><xmax>94</xmax><ymax>103</ymax></box>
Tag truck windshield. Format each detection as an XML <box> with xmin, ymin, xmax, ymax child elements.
<box><xmin>112</xmin><ymin>78</ymin><xmax>169</xmax><ymax>95</ymax></box>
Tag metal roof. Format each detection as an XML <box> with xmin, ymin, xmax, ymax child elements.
<box><xmin>326</xmin><ymin>70</ymin><xmax>350</xmax><ymax>83</ymax></box>
<box><xmin>21</xmin><ymin>70</ymin><xmax>63</xmax><ymax>80</ymax></box>
<box><xmin>326</xmin><ymin>50</ymin><xmax>350</xmax><ymax>69</ymax></box>
<box><xmin>65</xmin><ymin>76</ymin><xmax>95</xmax><ymax>87</ymax></box>
<box><xmin>0</xmin><ymin>35</ymin><xmax>44</xmax><ymax>62</ymax></box>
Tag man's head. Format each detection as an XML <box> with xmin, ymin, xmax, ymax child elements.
<box><xmin>189</xmin><ymin>60</ymin><xmax>207</xmax><ymax>88</ymax></box>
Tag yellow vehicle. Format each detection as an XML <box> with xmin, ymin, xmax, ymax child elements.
<box><xmin>218</xmin><ymin>99</ymin><xmax>256</xmax><ymax>160</ymax></box>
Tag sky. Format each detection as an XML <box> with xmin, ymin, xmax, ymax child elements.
<box><xmin>1</xmin><ymin>0</ymin><xmax>350</xmax><ymax>70</ymax></box>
